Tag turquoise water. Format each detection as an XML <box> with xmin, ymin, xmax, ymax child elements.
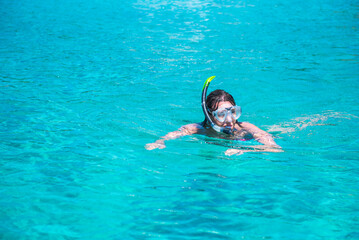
<box><xmin>1</xmin><ymin>0</ymin><xmax>358</xmax><ymax>239</ymax></box>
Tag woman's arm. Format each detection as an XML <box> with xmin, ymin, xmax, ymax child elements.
<box><xmin>145</xmin><ymin>123</ymin><xmax>202</xmax><ymax>150</ymax></box>
<box><xmin>241</xmin><ymin>122</ymin><xmax>280</xmax><ymax>147</ymax></box>
<box><xmin>225</xmin><ymin>122</ymin><xmax>282</xmax><ymax>156</ymax></box>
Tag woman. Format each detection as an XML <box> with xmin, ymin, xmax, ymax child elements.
<box><xmin>145</xmin><ymin>77</ymin><xmax>281</xmax><ymax>155</ymax></box>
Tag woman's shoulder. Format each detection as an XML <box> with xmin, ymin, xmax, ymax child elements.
<box><xmin>236</xmin><ymin>121</ymin><xmax>258</xmax><ymax>129</ymax></box>
<box><xmin>180</xmin><ymin>122</ymin><xmax>204</xmax><ymax>133</ymax></box>
<box><xmin>237</xmin><ymin>121</ymin><xmax>272</xmax><ymax>137</ymax></box>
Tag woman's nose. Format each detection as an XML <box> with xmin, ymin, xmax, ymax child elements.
<box><xmin>225</xmin><ymin>113</ymin><xmax>233</xmax><ymax>122</ymax></box>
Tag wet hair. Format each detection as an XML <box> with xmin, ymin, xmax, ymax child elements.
<box><xmin>206</xmin><ymin>89</ymin><xmax>236</xmax><ymax>112</ymax></box>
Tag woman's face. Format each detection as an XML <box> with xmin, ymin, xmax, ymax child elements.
<box><xmin>210</xmin><ymin>101</ymin><xmax>236</xmax><ymax>131</ymax></box>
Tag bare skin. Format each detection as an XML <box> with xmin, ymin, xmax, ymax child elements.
<box><xmin>145</xmin><ymin>101</ymin><xmax>282</xmax><ymax>155</ymax></box>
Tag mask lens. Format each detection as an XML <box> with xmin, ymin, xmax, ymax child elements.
<box><xmin>215</xmin><ymin>110</ymin><xmax>227</xmax><ymax>122</ymax></box>
<box><xmin>231</xmin><ymin>106</ymin><xmax>241</xmax><ymax>120</ymax></box>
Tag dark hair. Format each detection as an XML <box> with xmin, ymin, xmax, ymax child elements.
<box><xmin>206</xmin><ymin>89</ymin><xmax>236</xmax><ymax>112</ymax></box>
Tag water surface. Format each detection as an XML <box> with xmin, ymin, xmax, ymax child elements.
<box><xmin>1</xmin><ymin>0</ymin><xmax>358</xmax><ymax>239</ymax></box>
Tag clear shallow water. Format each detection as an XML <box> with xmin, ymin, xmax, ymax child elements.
<box><xmin>1</xmin><ymin>0</ymin><xmax>358</xmax><ymax>239</ymax></box>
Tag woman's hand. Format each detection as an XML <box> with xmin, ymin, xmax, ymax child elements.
<box><xmin>145</xmin><ymin>140</ymin><xmax>166</xmax><ymax>150</ymax></box>
<box><xmin>225</xmin><ymin>149</ymin><xmax>244</xmax><ymax>156</ymax></box>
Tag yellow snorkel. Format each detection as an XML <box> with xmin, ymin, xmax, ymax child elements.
<box><xmin>201</xmin><ymin>76</ymin><xmax>233</xmax><ymax>134</ymax></box>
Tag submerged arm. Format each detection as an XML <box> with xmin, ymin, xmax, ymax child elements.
<box><xmin>145</xmin><ymin>123</ymin><xmax>201</xmax><ymax>150</ymax></box>
<box><xmin>225</xmin><ymin>145</ymin><xmax>283</xmax><ymax>156</ymax></box>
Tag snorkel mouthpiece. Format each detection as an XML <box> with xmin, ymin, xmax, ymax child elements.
<box><xmin>201</xmin><ymin>76</ymin><xmax>234</xmax><ymax>135</ymax></box>
<box><xmin>222</xmin><ymin>127</ymin><xmax>232</xmax><ymax>134</ymax></box>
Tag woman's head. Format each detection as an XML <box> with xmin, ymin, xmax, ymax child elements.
<box><xmin>206</xmin><ymin>90</ymin><xmax>238</xmax><ymax>130</ymax></box>
<box><xmin>206</xmin><ymin>89</ymin><xmax>236</xmax><ymax>112</ymax></box>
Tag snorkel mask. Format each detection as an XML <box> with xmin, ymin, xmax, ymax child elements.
<box><xmin>209</xmin><ymin>106</ymin><xmax>242</xmax><ymax>123</ymax></box>
<box><xmin>201</xmin><ymin>76</ymin><xmax>242</xmax><ymax>134</ymax></box>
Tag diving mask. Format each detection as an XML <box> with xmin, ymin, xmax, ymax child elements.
<box><xmin>209</xmin><ymin>106</ymin><xmax>242</xmax><ymax>123</ymax></box>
